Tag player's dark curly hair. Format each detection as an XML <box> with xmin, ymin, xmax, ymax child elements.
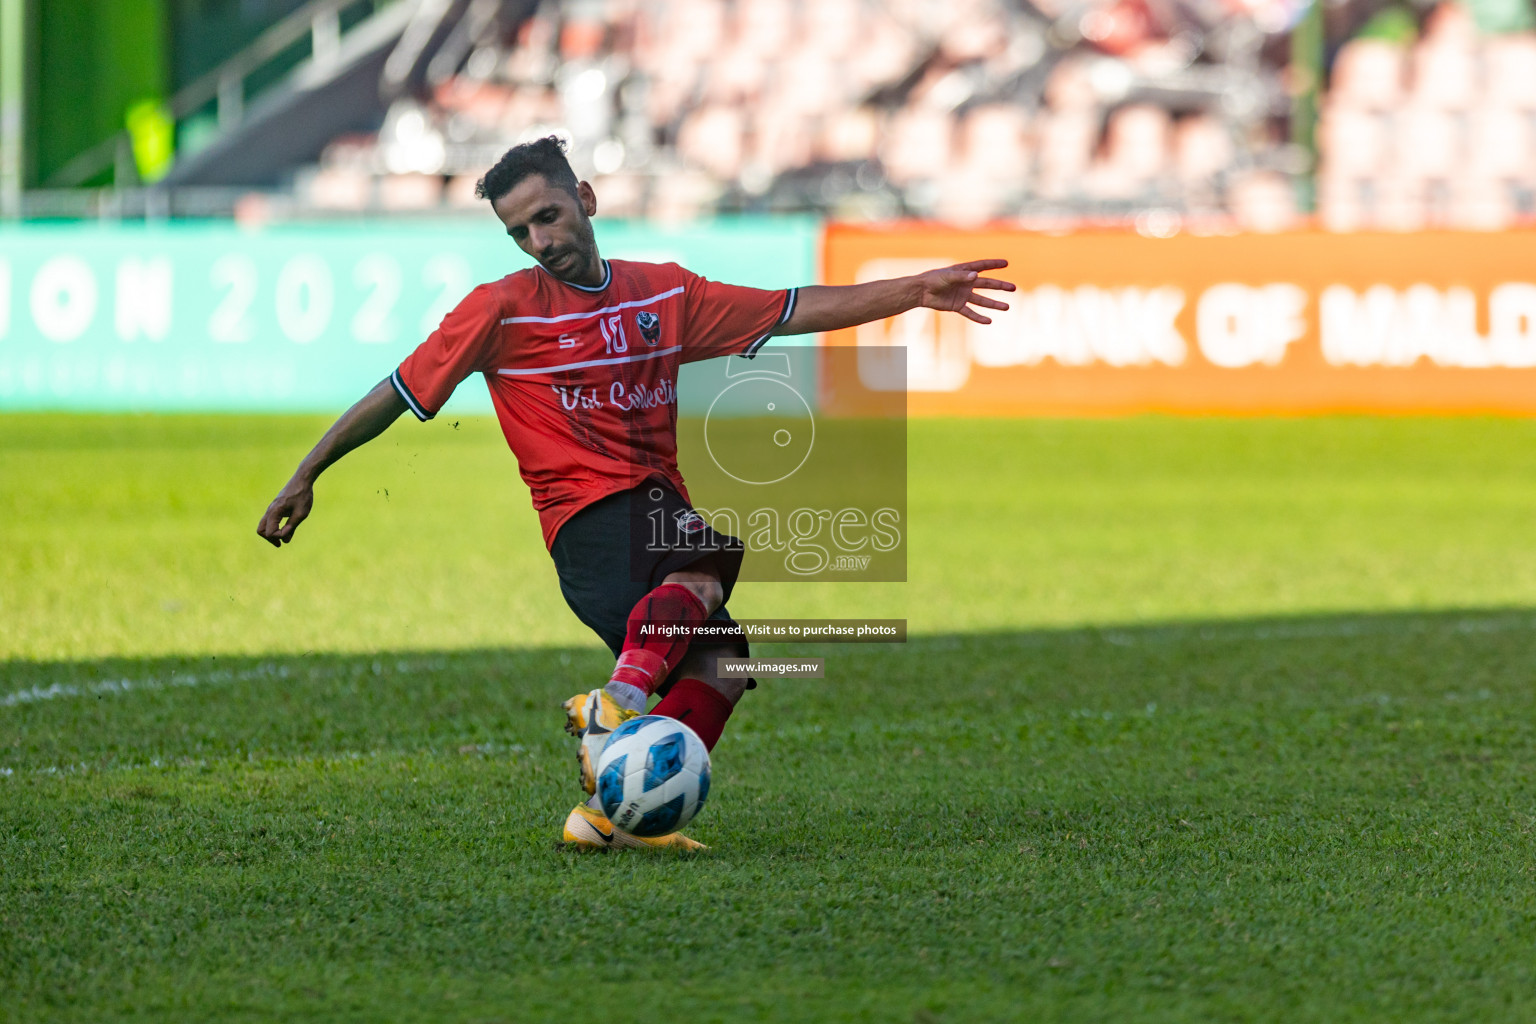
<box><xmin>474</xmin><ymin>135</ymin><xmax>580</xmax><ymax>204</ymax></box>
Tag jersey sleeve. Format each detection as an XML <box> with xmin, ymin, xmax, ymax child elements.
<box><xmin>677</xmin><ymin>267</ymin><xmax>798</xmax><ymax>363</ymax></box>
<box><xmin>391</xmin><ymin>284</ymin><xmax>501</xmax><ymax>421</ymax></box>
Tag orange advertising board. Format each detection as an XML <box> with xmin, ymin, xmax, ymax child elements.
<box><xmin>821</xmin><ymin>225</ymin><xmax>1536</xmax><ymax>416</ymax></box>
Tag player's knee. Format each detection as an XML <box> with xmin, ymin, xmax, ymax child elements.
<box><xmin>689</xmin><ymin>577</ymin><xmax>724</xmax><ymax>613</ymax></box>
<box><xmin>706</xmin><ymin>675</ymin><xmax>749</xmax><ymax>705</ymax></box>
<box><xmin>662</xmin><ymin>565</ymin><xmax>724</xmax><ymax>613</ymax></box>
<box><xmin>676</xmin><ymin>643</ymin><xmax>749</xmax><ymax>706</ymax></box>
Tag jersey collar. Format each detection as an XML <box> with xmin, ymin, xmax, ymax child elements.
<box><xmin>539</xmin><ymin>258</ymin><xmax>611</xmax><ymax>293</ymax></box>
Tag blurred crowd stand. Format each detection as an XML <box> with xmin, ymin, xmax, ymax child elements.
<box><xmin>1319</xmin><ymin>4</ymin><xmax>1536</xmax><ymax>230</ymax></box>
<box><xmin>283</xmin><ymin>0</ymin><xmax>1536</xmax><ymax>233</ymax></box>
<box><xmin>289</xmin><ymin>0</ymin><xmax>1291</xmax><ymax>229</ymax></box>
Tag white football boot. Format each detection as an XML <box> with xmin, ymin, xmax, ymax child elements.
<box><xmin>560</xmin><ymin>687</ymin><xmax>638</xmax><ymax>796</ymax></box>
<box><xmin>561</xmin><ymin>798</ymin><xmax>708</xmax><ymax>852</ymax></box>
<box><xmin>559</xmin><ymin>690</ymin><xmax>707</xmax><ymax>850</ymax></box>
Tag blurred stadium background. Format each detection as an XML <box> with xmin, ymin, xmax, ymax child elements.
<box><xmin>8</xmin><ymin>0</ymin><xmax>1536</xmax><ymax>418</ymax></box>
<box><xmin>4</xmin><ymin>0</ymin><xmax>1534</xmax><ymax>229</ymax></box>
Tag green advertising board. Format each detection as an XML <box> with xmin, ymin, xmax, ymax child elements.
<box><xmin>0</xmin><ymin>217</ymin><xmax>818</xmax><ymax>413</ymax></box>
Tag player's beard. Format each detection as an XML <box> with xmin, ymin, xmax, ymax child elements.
<box><xmin>538</xmin><ymin>222</ymin><xmax>601</xmax><ymax>286</ymax></box>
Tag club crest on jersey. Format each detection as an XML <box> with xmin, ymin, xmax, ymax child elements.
<box><xmin>636</xmin><ymin>310</ymin><xmax>661</xmax><ymax>346</ymax></box>
<box><xmin>674</xmin><ymin>509</ymin><xmax>708</xmax><ymax>535</ymax></box>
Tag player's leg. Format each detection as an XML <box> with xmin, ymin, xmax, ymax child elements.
<box><xmin>562</xmin><ymin>631</ymin><xmax>742</xmax><ymax>851</ymax></box>
<box><xmin>561</xmin><ymin>588</ymin><xmax>747</xmax><ymax>850</ymax></box>
<box><xmin>551</xmin><ymin>486</ymin><xmax>730</xmax><ymax>850</ymax></box>
<box><xmin>603</xmin><ymin>555</ymin><xmax>727</xmax><ymax>712</ymax></box>
<box><xmin>649</xmin><ymin>639</ymin><xmax>750</xmax><ymax>751</ymax></box>
<box><xmin>561</xmin><ymin>554</ymin><xmax>728</xmax><ymax>794</ymax></box>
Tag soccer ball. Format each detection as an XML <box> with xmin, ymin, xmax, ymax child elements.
<box><xmin>595</xmin><ymin>715</ymin><xmax>711</xmax><ymax>836</ymax></box>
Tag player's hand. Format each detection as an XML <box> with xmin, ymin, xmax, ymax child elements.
<box><xmin>257</xmin><ymin>479</ymin><xmax>314</xmax><ymax>548</ymax></box>
<box><xmin>917</xmin><ymin>259</ymin><xmax>1015</xmax><ymax>324</ymax></box>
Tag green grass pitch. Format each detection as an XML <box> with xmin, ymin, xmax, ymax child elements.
<box><xmin>6</xmin><ymin>413</ymin><xmax>1536</xmax><ymax>1022</ymax></box>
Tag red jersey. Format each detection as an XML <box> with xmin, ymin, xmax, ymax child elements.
<box><xmin>391</xmin><ymin>259</ymin><xmax>796</xmax><ymax>548</ymax></box>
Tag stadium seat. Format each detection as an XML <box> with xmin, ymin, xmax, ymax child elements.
<box><xmin>1448</xmin><ymin>174</ymin><xmax>1515</xmax><ymax>230</ymax></box>
<box><xmin>647</xmin><ymin>168</ymin><xmax>723</xmax><ymax>221</ymax></box>
<box><xmin>1036</xmin><ymin>110</ymin><xmax>1099</xmax><ymax>197</ymax></box>
<box><xmin>1422</xmin><ymin>1</ymin><xmax>1480</xmax><ymax>48</ymax></box>
<box><xmin>847</xmin><ymin>17</ymin><xmax>919</xmax><ymax>92</ymax></box>
<box><xmin>1393</xmin><ymin>106</ymin><xmax>1463</xmax><ymax>178</ymax></box>
<box><xmin>591</xmin><ymin>173</ymin><xmax>647</xmax><ymax>218</ymax></box>
<box><xmin>1466</xmin><ymin>108</ymin><xmax>1531</xmax><ymax>179</ymax></box>
<box><xmin>1330</xmin><ymin>40</ymin><xmax>1406</xmax><ymax>111</ymax></box>
<box><xmin>938</xmin><ymin>8</ymin><xmax>1010</xmax><ymax>63</ymax></box>
<box><xmin>1318</xmin><ymin>173</ymin><xmax>1369</xmax><ymax>232</ymax></box>
<box><xmin>1229</xmin><ymin>171</ymin><xmax>1298</xmax><ymax>233</ymax></box>
<box><xmin>1045</xmin><ymin>56</ymin><xmax>1100</xmax><ymax>112</ymax></box>
<box><xmin>734</xmin><ymin>0</ymin><xmax>794</xmax><ymax>54</ymax></box>
<box><xmin>960</xmin><ymin>104</ymin><xmax>1032</xmax><ymax>178</ymax></box>
<box><xmin>1483</xmin><ymin>34</ymin><xmax>1536</xmax><ymax>107</ymax></box>
<box><xmin>378</xmin><ymin>173</ymin><xmax>444</xmax><ymax>211</ymax></box>
<box><xmin>1410</xmin><ymin>39</ymin><xmax>1479</xmax><ymax>110</ymax></box>
<box><xmin>304</xmin><ymin>166</ymin><xmax>371</xmax><ymax>211</ymax></box>
<box><xmin>816</xmin><ymin>108</ymin><xmax>880</xmax><ymax>165</ymax></box>
<box><xmin>774</xmin><ymin>52</ymin><xmax>846</xmax><ymax>116</ymax></box>
<box><xmin>445</xmin><ymin>174</ymin><xmax>481</xmax><ymax>208</ymax></box>
<box><xmin>705</xmin><ymin>49</ymin><xmax>767</xmax><ymax>104</ymax></box>
<box><xmin>1105</xmin><ymin>104</ymin><xmax>1172</xmax><ymax>184</ymax></box>
<box><xmin>802</xmin><ymin>0</ymin><xmax>860</xmax><ymax>58</ymax></box>
<box><xmin>1319</xmin><ymin>107</ymin><xmax>1389</xmax><ymax>177</ymax></box>
<box><xmin>1174</xmin><ymin>115</ymin><xmax>1234</xmax><ymax>184</ymax></box>
<box><xmin>1374</xmin><ymin>175</ymin><xmax>1429</xmax><ymax>231</ymax></box>
<box><xmin>676</xmin><ymin>105</ymin><xmax>746</xmax><ymax>181</ymax></box>
<box><xmin>880</xmin><ymin>109</ymin><xmax>956</xmax><ymax>185</ymax></box>
<box><xmin>932</xmin><ymin>168</ymin><xmax>1014</xmax><ymax>225</ymax></box>
<box><xmin>749</xmin><ymin>103</ymin><xmax>816</xmax><ymax>178</ymax></box>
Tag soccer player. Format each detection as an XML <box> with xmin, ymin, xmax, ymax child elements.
<box><xmin>257</xmin><ymin>136</ymin><xmax>1013</xmax><ymax>850</ymax></box>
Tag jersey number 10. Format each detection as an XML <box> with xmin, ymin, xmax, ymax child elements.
<box><xmin>599</xmin><ymin>314</ymin><xmax>628</xmax><ymax>355</ymax></box>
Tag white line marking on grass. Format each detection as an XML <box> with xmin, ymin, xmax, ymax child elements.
<box><xmin>4</xmin><ymin>742</ymin><xmax>532</xmax><ymax>779</ymax></box>
<box><xmin>0</xmin><ymin>657</ymin><xmax>462</xmax><ymax>710</ymax></box>
<box><xmin>1</xmin><ymin>663</ymin><xmax>293</xmax><ymax>708</ymax></box>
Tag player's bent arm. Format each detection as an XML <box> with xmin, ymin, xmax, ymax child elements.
<box><xmin>771</xmin><ymin>258</ymin><xmax>1015</xmax><ymax>335</ymax></box>
<box><xmin>256</xmin><ymin>377</ymin><xmax>409</xmax><ymax>547</ymax></box>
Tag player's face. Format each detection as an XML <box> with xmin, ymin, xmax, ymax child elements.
<box><xmin>492</xmin><ymin>174</ymin><xmax>603</xmax><ymax>287</ymax></box>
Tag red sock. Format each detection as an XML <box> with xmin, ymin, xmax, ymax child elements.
<box><xmin>651</xmin><ymin>677</ymin><xmax>734</xmax><ymax>750</ymax></box>
<box><xmin>608</xmin><ymin>582</ymin><xmax>708</xmax><ymax>697</ymax></box>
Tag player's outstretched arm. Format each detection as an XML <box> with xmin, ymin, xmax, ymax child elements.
<box><xmin>256</xmin><ymin>377</ymin><xmax>408</xmax><ymax>548</ymax></box>
<box><xmin>772</xmin><ymin>259</ymin><xmax>1015</xmax><ymax>335</ymax></box>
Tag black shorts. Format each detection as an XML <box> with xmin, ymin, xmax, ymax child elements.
<box><xmin>550</xmin><ymin>480</ymin><xmax>750</xmax><ymax>686</ymax></box>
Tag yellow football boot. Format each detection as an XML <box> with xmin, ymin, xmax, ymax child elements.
<box><xmin>561</xmin><ymin>802</ymin><xmax>708</xmax><ymax>852</ymax></box>
<box><xmin>561</xmin><ymin>687</ymin><xmax>639</xmax><ymax>795</ymax></box>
